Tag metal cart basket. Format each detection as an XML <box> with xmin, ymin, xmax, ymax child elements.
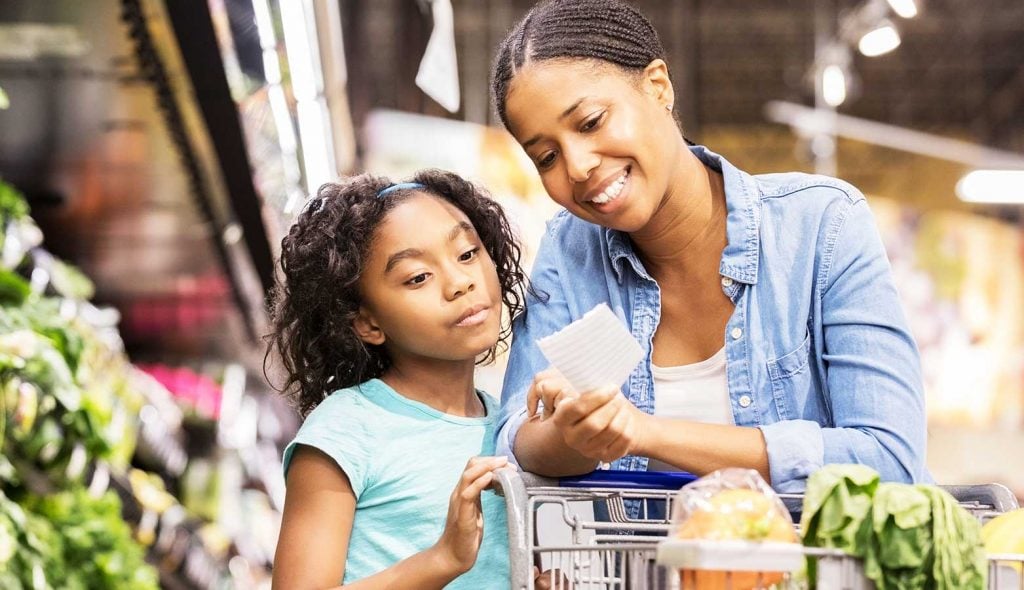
<box><xmin>492</xmin><ymin>468</ymin><xmax>1024</xmax><ymax>590</ymax></box>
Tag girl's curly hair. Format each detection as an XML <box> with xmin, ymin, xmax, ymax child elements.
<box><xmin>267</xmin><ymin>169</ymin><xmax>531</xmax><ymax>417</ymax></box>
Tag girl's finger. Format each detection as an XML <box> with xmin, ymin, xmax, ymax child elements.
<box><xmin>459</xmin><ymin>470</ymin><xmax>495</xmax><ymax>501</ymax></box>
<box><xmin>458</xmin><ymin>456</ymin><xmax>508</xmax><ymax>489</ymax></box>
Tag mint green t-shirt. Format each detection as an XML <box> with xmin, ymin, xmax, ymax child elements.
<box><xmin>282</xmin><ymin>379</ymin><xmax>509</xmax><ymax>589</ymax></box>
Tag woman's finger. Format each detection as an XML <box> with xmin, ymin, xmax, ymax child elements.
<box><xmin>552</xmin><ymin>385</ymin><xmax>618</xmax><ymax>425</ymax></box>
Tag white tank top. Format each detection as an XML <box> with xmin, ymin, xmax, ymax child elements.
<box><xmin>646</xmin><ymin>347</ymin><xmax>734</xmax><ymax>472</ymax></box>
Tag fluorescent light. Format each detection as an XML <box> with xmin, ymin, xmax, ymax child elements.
<box><xmin>280</xmin><ymin>0</ymin><xmax>321</xmax><ymax>101</ymax></box>
<box><xmin>956</xmin><ymin>170</ymin><xmax>1024</xmax><ymax>204</ymax></box>
<box><xmin>296</xmin><ymin>98</ymin><xmax>336</xmax><ymax>193</ymax></box>
<box><xmin>859</xmin><ymin>23</ymin><xmax>901</xmax><ymax>57</ymax></box>
<box><xmin>822</xmin><ymin>65</ymin><xmax>847</xmax><ymax>107</ymax></box>
<box><xmin>885</xmin><ymin>0</ymin><xmax>918</xmax><ymax>19</ymax></box>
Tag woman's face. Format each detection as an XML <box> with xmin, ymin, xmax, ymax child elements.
<box><xmin>504</xmin><ymin>58</ymin><xmax>681</xmax><ymax>232</ymax></box>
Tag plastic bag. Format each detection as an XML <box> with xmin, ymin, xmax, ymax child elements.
<box><xmin>668</xmin><ymin>468</ymin><xmax>798</xmax><ymax>590</ymax></box>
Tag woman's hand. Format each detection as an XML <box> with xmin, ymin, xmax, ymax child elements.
<box><xmin>526</xmin><ymin>368</ymin><xmax>579</xmax><ymax>419</ymax></box>
<box><xmin>433</xmin><ymin>456</ymin><xmax>508</xmax><ymax>576</ymax></box>
<box><xmin>527</xmin><ymin>369</ymin><xmax>649</xmax><ymax>464</ymax></box>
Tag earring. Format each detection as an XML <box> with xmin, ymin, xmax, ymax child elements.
<box><xmin>665</xmin><ymin>104</ymin><xmax>673</xmax><ymax>112</ymax></box>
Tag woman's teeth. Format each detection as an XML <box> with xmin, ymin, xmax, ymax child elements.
<box><xmin>591</xmin><ymin>170</ymin><xmax>628</xmax><ymax>205</ymax></box>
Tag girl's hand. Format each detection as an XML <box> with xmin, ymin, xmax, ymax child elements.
<box><xmin>434</xmin><ymin>456</ymin><xmax>508</xmax><ymax>575</ymax></box>
<box><xmin>533</xmin><ymin>566</ymin><xmax>571</xmax><ymax>589</ymax></box>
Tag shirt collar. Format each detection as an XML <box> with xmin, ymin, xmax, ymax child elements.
<box><xmin>606</xmin><ymin>144</ymin><xmax>761</xmax><ymax>285</ymax></box>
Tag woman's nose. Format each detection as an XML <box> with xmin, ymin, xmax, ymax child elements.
<box><xmin>564</xmin><ymin>144</ymin><xmax>599</xmax><ymax>184</ymax></box>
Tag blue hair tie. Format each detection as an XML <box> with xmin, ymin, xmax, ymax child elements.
<box><xmin>377</xmin><ymin>182</ymin><xmax>425</xmax><ymax>198</ymax></box>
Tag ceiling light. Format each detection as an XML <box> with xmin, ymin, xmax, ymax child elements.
<box><xmin>859</xmin><ymin>22</ymin><xmax>901</xmax><ymax>57</ymax></box>
<box><xmin>822</xmin><ymin>65</ymin><xmax>848</xmax><ymax>107</ymax></box>
<box><xmin>885</xmin><ymin>0</ymin><xmax>918</xmax><ymax>19</ymax></box>
<box><xmin>956</xmin><ymin>170</ymin><xmax>1024</xmax><ymax>204</ymax></box>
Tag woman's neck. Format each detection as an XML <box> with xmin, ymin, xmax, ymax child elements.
<box><xmin>380</xmin><ymin>357</ymin><xmax>484</xmax><ymax>417</ymax></box>
<box><xmin>630</xmin><ymin>150</ymin><xmax>728</xmax><ymax>281</ymax></box>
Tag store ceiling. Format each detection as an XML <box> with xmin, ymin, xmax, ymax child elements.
<box><xmin>0</xmin><ymin>0</ymin><xmax>1021</xmax><ymax>368</ymax></box>
<box><xmin>344</xmin><ymin>0</ymin><xmax>1024</xmax><ymax>210</ymax></box>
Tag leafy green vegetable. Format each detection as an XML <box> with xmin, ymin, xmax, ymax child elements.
<box><xmin>0</xmin><ymin>180</ymin><xmax>29</xmax><ymax>222</ymax></box>
<box><xmin>27</xmin><ymin>487</ymin><xmax>159</xmax><ymax>589</ymax></box>
<box><xmin>0</xmin><ymin>270</ymin><xmax>30</xmax><ymax>306</ymax></box>
<box><xmin>802</xmin><ymin>465</ymin><xmax>986</xmax><ymax>590</ymax></box>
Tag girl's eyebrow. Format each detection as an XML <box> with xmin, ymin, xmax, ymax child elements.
<box><xmin>383</xmin><ymin>221</ymin><xmax>475</xmax><ymax>274</ymax></box>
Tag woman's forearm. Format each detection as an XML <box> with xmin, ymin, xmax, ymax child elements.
<box><xmin>514</xmin><ymin>415</ymin><xmax>600</xmax><ymax>477</ymax></box>
<box><xmin>637</xmin><ymin>417</ymin><xmax>771</xmax><ymax>482</ymax></box>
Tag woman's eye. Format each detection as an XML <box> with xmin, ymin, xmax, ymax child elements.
<box><xmin>459</xmin><ymin>247</ymin><xmax>479</xmax><ymax>262</ymax></box>
<box><xmin>537</xmin><ymin>152</ymin><xmax>557</xmax><ymax>169</ymax></box>
<box><xmin>581</xmin><ymin>113</ymin><xmax>603</xmax><ymax>132</ymax></box>
<box><xmin>406</xmin><ymin>273</ymin><xmax>428</xmax><ymax>286</ymax></box>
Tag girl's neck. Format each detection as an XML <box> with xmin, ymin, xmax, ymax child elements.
<box><xmin>630</xmin><ymin>149</ymin><xmax>727</xmax><ymax>281</ymax></box>
<box><xmin>379</xmin><ymin>357</ymin><xmax>484</xmax><ymax>418</ymax></box>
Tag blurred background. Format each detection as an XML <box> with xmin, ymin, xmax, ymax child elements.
<box><xmin>0</xmin><ymin>0</ymin><xmax>1021</xmax><ymax>587</ymax></box>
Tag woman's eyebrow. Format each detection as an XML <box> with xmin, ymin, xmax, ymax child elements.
<box><xmin>522</xmin><ymin>97</ymin><xmax>589</xmax><ymax>149</ymax></box>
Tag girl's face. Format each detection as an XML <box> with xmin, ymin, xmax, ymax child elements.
<box><xmin>504</xmin><ymin>58</ymin><xmax>683</xmax><ymax>233</ymax></box>
<box><xmin>354</xmin><ymin>194</ymin><xmax>503</xmax><ymax>365</ymax></box>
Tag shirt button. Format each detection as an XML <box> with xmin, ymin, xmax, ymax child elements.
<box><xmin>738</xmin><ymin>395</ymin><xmax>752</xmax><ymax>408</ymax></box>
<box><xmin>730</xmin><ymin>327</ymin><xmax>743</xmax><ymax>340</ymax></box>
<box><xmin>721</xmin><ymin>276</ymin><xmax>734</xmax><ymax>288</ymax></box>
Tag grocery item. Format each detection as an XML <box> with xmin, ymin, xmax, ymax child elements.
<box><xmin>668</xmin><ymin>468</ymin><xmax>798</xmax><ymax>590</ymax></box>
<box><xmin>802</xmin><ymin>464</ymin><xmax>986</xmax><ymax>590</ymax></box>
<box><xmin>982</xmin><ymin>508</ymin><xmax>1024</xmax><ymax>572</ymax></box>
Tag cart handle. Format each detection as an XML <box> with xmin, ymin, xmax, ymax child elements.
<box><xmin>554</xmin><ymin>469</ymin><xmax>697</xmax><ymax>490</ymax></box>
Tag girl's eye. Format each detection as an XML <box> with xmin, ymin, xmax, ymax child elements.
<box><xmin>581</xmin><ymin>112</ymin><xmax>603</xmax><ymax>132</ymax></box>
<box><xmin>459</xmin><ymin>247</ymin><xmax>479</xmax><ymax>262</ymax></box>
<box><xmin>406</xmin><ymin>273</ymin><xmax>429</xmax><ymax>286</ymax></box>
<box><xmin>537</xmin><ymin>152</ymin><xmax>557</xmax><ymax>170</ymax></box>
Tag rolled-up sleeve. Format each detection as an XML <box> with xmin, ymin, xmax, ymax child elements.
<box><xmin>497</xmin><ymin>227</ymin><xmax>573</xmax><ymax>468</ymax></box>
<box><xmin>761</xmin><ymin>198</ymin><xmax>928</xmax><ymax>491</ymax></box>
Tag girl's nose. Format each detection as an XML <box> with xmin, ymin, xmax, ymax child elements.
<box><xmin>445</xmin><ymin>268</ymin><xmax>475</xmax><ymax>300</ymax></box>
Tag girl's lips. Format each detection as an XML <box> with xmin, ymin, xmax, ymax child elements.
<box><xmin>455</xmin><ymin>306</ymin><xmax>490</xmax><ymax>327</ymax></box>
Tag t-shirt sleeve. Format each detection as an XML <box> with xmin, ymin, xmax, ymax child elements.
<box><xmin>282</xmin><ymin>391</ymin><xmax>376</xmax><ymax>498</ymax></box>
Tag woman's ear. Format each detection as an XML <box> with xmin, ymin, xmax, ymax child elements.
<box><xmin>642</xmin><ymin>59</ymin><xmax>674</xmax><ymax>109</ymax></box>
<box><xmin>353</xmin><ymin>307</ymin><xmax>386</xmax><ymax>346</ymax></box>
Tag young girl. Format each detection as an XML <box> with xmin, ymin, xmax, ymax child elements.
<box><xmin>268</xmin><ymin>170</ymin><xmax>530</xmax><ymax>589</ymax></box>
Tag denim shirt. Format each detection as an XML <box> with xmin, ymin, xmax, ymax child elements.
<box><xmin>497</xmin><ymin>145</ymin><xmax>929</xmax><ymax>497</ymax></box>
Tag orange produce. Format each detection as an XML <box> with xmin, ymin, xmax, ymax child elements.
<box><xmin>676</xmin><ymin>489</ymin><xmax>797</xmax><ymax>590</ymax></box>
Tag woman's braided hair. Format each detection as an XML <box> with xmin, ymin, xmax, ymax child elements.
<box><xmin>266</xmin><ymin>169</ymin><xmax>530</xmax><ymax>417</ymax></box>
<box><xmin>491</xmin><ymin>0</ymin><xmax>668</xmax><ymax>129</ymax></box>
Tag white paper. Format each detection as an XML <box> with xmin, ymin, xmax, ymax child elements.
<box><xmin>415</xmin><ymin>0</ymin><xmax>460</xmax><ymax>113</ymax></box>
<box><xmin>537</xmin><ymin>304</ymin><xmax>644</xmax><ymax>393</ymax></box>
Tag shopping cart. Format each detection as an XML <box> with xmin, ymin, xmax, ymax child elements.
<box><xmin>491</xmin><ymin>467</ymin><xmax>1024</xmax><ymax>590</ymax></box>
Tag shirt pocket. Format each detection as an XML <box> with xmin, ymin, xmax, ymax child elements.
<box><xmin>766</xmin><ymin>333</ymin><xmax>812</xmax><ymax>421</ymax></box>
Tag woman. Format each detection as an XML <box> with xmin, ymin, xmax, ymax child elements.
<box><xmin>491</xmin><ymin>0</ymin><xmax>929</xmax><ymax>495</ymax></box>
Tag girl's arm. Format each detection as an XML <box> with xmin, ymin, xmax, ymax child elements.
<box><xmin>272</xmin><ymin>447</ymin><xmax>506</xmax><ymax>590</ymax></box>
